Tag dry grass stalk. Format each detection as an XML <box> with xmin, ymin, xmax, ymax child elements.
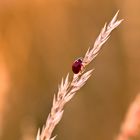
<box><xmin>36</xmin><ymin>11</ymin><xmax>123</xmax><ymax>140</ymax></box>
<box><xmin>116</xmin><ymin>94</ymin><xmax>140</xmax><ymax>140</ymax></box>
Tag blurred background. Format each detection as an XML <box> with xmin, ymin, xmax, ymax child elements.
<box><xmin>0</xmin><ymin>0</ymin><xmax>140</xmax><ymax>140</ymax></box>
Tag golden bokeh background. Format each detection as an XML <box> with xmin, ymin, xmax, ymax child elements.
<box><xmin>0</xmin><ymin>0</ymin><xmax>140</xmax><ymax>140</ymax></box>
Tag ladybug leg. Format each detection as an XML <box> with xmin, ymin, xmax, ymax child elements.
<box><xmin>79</xmin><ymin>64</ymin><xmax>85</xmax><ymax>74</ymax></box>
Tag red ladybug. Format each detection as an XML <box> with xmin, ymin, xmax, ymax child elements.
<box><xmin>72</xmin><ymin>58</ymin><xmax>83</xmax><ymax>74</ymax></box>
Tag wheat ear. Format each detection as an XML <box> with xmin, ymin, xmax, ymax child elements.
<box><xmin>116</xmin><ymin>94</ymin><xmax>140</xmax><ymax>140</ymax></box>
<box><xmin>36</xmin><ymin>11</ymin><xmax>123</xmax><ymax>140</ymax></box>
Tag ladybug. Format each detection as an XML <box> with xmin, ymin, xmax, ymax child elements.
<box><xmin>72</xmin><ymin>58</ymin><xmax>83</xmax><ymax>74</ymax></box>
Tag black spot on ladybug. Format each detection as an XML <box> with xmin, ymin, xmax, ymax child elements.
<box><xmin>72</xmin><ymin>58</ymin><xmax>83</xmax><ymax>74</ymax></box>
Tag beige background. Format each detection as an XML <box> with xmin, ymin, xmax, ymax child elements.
<box><xmin>0</xmin><ymin>0</ymin><xmax>140</xmax><ymax>140</ymax></box>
